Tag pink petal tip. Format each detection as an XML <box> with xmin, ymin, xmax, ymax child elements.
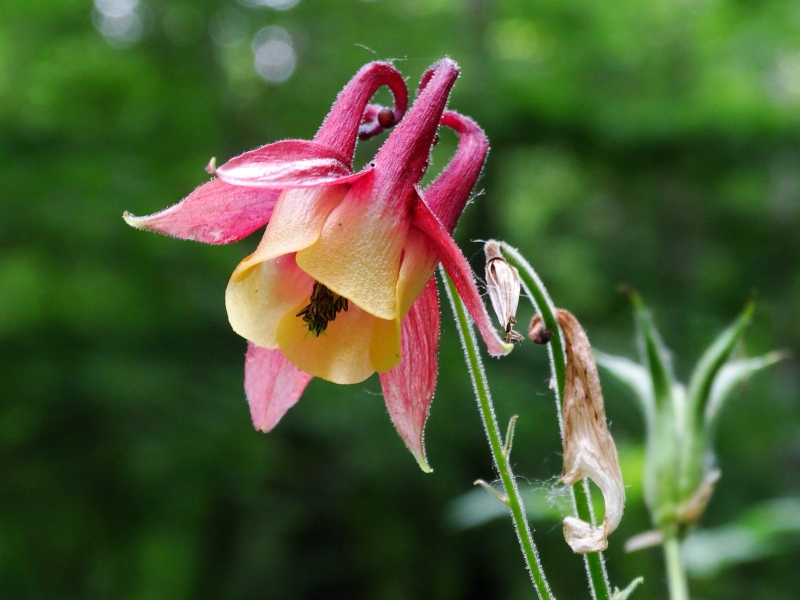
<box><xmin>379</xmin><ymin>279</ymin><xmax>440</xmax><ymax>472</ymax></box>
<box><xmin>244</xmin><ymin>343</ymin><xmax>313</xmax><ymax>432</ymax></box>
<box><xmin>123</xmin><ymin>178</ymin><xmax>280</xmax><ymax>244</ymax></box>
<box><xmin>412</xmin><ymin>199</ymin><xmax>513</xmax><ymax>358</ymax></box>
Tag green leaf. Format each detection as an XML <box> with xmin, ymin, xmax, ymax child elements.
<box><xmin>704</xmin><ymin>350</ymin><xmax>789</xmax><ymax>428</ymax></box>
<box><xmin>679</xmin><ymin>303</ymin><xmax>756</xmax><ymax>501</ymax></box>
<box><xmin>683</xmin><ymin>524</ymin><xmax>771</xmax><ymax>579</ymax></box>
<box><xmin>686</xmin><ymin>301</ymin><xmax>754</xmax><ymax>420</ymax></box>
<box><xmin>740</xmin><ymin>496</ymin><xmax>800</xmax><ymax>534</ymax></box>
<box><xmin>611</xmin><ymin>577</ymin><xmax>644</xmax><ymax>600</ymax></box>
<box><xmin>629</xmin><ymin>291</ymin><xmax>675</xmax><ymax>413</ymax></box>
<box><xmin>596</xmin><ymin>351</ymin><xmax>655</xmax><ymax>433</ymax></box>
<box><xmin>627</xmin><ymin>292</ymin><xmax>683</xmax><ymax>525</ymax></box>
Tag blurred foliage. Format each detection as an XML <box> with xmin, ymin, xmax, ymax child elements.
<box><xmin>683</xmin><ymin>497</ymin><xmax>800</xmax><ymax>579</ymax></box>
<box><xmin>1</xmin><ymin>0</ymin><xmax>799</xmax><ymax>599</ymax></box>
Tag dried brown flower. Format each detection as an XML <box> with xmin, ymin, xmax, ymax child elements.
<box><xmin>530</xmin><ymin>310</ymin><xmax>625</xmax><ymax>553</ymax></box>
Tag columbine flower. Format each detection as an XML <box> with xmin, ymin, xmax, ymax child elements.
<box><xmin>124</xmin><ymin>59</ymin><xmax>511</xmax><ymax>471</ymax></box>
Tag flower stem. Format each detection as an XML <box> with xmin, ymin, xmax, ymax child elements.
<box><xmin>442</xmin><ymin>268</ymin><xmax>555</xmax><ymax>600</ymax></box>
<box><xmin>664</xmin><ymin>532</ymin><xmax>689</xmax><ymax>600</ymax></box>
<box><xmin>500</xmin><ymin>243</ymin><xmax>612</xmax><ymax>600</ymax></box>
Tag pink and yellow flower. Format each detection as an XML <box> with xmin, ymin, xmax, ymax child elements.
<box><xmin>124</xmin><ymin>59</ymin><xmax>511</xmax><ymax>470</ymax></box>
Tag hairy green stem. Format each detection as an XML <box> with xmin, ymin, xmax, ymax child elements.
<box><xmin>442</xmin><ymin>269</ymin><xmax>554</xmax><ymax>600</ymax></box>
<box><xmin>664</xmin><ymin>533</ymin><xmax>689</xmax><ymax>600</ymax></box>
<box><xmin>501</xmin><ymin>243</ymin><xmax>612</xmax><ymax>600</ymax></box>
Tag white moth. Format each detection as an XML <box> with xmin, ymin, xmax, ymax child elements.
<box><xmin>484</xmin><ymin>240</ymin><xmax>523</xmax><ymax>343</ymax></box>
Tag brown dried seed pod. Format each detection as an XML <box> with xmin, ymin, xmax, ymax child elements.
<box><xmin>531</xmin><ymin>310</ymin><xmax>625</xmax><ymax>554</ymax></box>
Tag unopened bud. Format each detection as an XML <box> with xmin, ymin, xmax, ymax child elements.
<box><xmin>484</xmin><ymin>241</ymin><xmax>523</xmax><ymax>344</ymax></box>
<box><xmin>529</xmin><ymin>323</ymin><xmax>554</xmax><ymax>345</ymax></box>
<box><xmin>359</xmin><ymin>103</ymin><xmax>398</xmax><ymax>140</ymax></box>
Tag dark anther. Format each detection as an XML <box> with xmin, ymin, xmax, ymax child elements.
<box><xmin>432</xmin><ymin>133</ymin><xmax>440</xmax><ymax>146</ymax></box>
<box><xmin>377</xmin><ymin>108</ymin><xmax>395</xmax><ymax>128</ymax></box>
<box><xmin>296</xmin><ymin>281</ymin><xmax>349</xmax><ymax>337</ymax></box>
<box><xmin>531</xmin><ymin>327</ymin><xmax>554</xmax><ymax>345</ymax></box>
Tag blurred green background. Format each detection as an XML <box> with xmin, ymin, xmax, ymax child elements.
<box><xmin>1</xmin><ymin>0</ymin><xmax>799</xmax><ymax>598</ymax></box>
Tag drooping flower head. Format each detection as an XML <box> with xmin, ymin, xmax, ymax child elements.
<box><xmin>530</xmin><ymin>310</ymin><xmax>625</xmax><ymax>553</ymax></box>
<box><xmin>124</xmin><ymin>59</ymin><xmax>511</xmax><ymax>471</ymax></box>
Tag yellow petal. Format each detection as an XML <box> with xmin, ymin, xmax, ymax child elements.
<box><xmin>395</xmin><ymin>228</ymin><xmax>438</xmax><ymax>320</ymax></box>
<box><xmin>276</xmin><ymin>300</ymin><xmax>378</xmax><ymax>384</ymax></box>
<box><xmin>231</xmin><ymin>185</ymin><xmax>347</xmax><ymax>281</ymax></box>
<box><xmin>296</xmin><ymin>174</ymin><xmax>408</xmax><ymax>321</ymax></box>
<box><xmin>226</xmin><ymin>253</ymin><xmax>313</xmax><ymax>349</ymax></box>
<box><xmin>370</xmin><ymin>316</ymin><xmax>402</xmax><ymax>373</ymax></box>
<box><xmin>368</xmin><ymin>230</ymin><xmax>436</xmax><ymax>374</ymax></box>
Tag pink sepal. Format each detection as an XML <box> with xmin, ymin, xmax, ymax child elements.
<box><xmin>379</xmin><ymin>278</ymin><xmax>439</xmax><ymax>472</ymax></box>
<box><xmin>411</xmin><ymin>199</ymin><xmax>512</xmax><ymax>357</ymax></box>
<box><xmin>244</xmin><ymin>342</ymin><xmax>313</xmax><ymax>432</ymax></box>
<box><xmin>371</xmin><ymin>59</ymin><xmax>459</xmax><ymax>198</ymax></box>
<box><xmin>215</xmin><ymin>140</ymin><xmax>365</xmax><ymax>188</ymax></box>
<box><xmin>423</xmin><ymin>111</ymin><xmax>489</xmax><ymax>234</ymax></box>
<box><xmin>315</xmin><ymin>61</ymin><xmax>408</xmax><ymax>159</ymax></box>
<box><xmin>123</xmin><ymin>179</ymin><xmax>280</xmax><ymax>244</ymax></box>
